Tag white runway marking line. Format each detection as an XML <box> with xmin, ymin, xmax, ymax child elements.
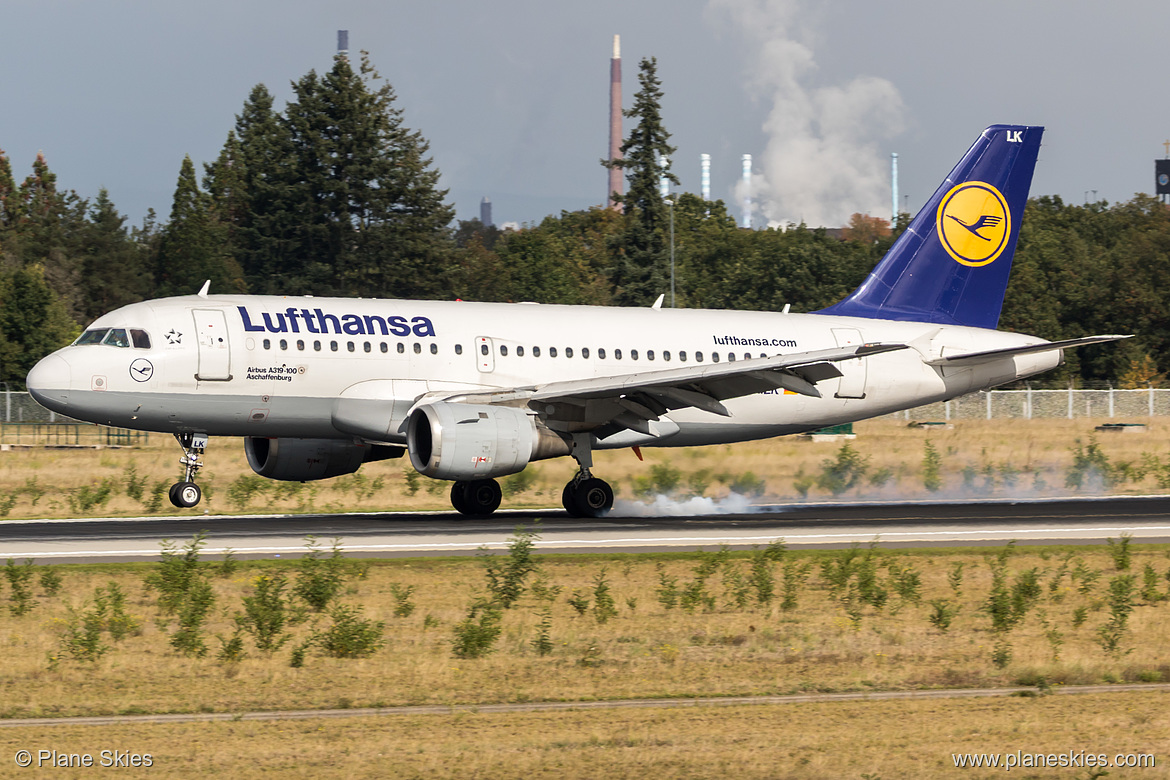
<box><xmin>9</xmin><ymin>525</ymin><xmax>1170</xmax><ymax>558</ymax></box>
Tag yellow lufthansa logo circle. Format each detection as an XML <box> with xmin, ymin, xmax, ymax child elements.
<box><xmin>936</xmin><ymin>181</ymin><xmax>1011</xmax><ymax>267</ymax></box>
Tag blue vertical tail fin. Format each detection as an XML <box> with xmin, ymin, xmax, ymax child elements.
<box><xmin>816</xmin><ymin>124</ymin><xmax>1043</xmax><ymax>329</ymax></box>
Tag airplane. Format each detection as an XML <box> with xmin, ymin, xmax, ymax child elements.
<box><xmin>26</xmin><ymin>124</ymin><xmax>1126</xmax><ymax>518</ymax></box>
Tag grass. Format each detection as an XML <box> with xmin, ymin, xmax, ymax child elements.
<box><xmin>3</xmin><ymin>542</ymin><xmax>1170</xmax><ymax>721</ymax></box>
<box><xmin>2</xmin><ymin>417</ymin><xmax>1170</xmax><ymax>519</ymax></box>
<box><xmin>1</xmin><ymin>692</ymin><xmax>1167</xmax><ymax>778</ymax></box>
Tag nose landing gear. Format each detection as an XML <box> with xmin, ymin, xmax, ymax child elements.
<box><xmin>170</xmin><ymin>432</ymin><xmax>207</xmax><ymax>508</ymax></box>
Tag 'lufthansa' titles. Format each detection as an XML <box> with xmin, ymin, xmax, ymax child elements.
<box><xmin>935</xmin><ymin>181</ymin><xmax>1011</xmax><ymax>267</ymax></box>
<box><xmin>238</xmin><ymin>307</ymin><xmax>436</xmax><ymax>337</ymax></box>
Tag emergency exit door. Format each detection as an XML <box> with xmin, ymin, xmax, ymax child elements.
<box><xmin>193</xmin><ymin>309</ymin><xmax>232</xmax><ymax>381</ymax></box>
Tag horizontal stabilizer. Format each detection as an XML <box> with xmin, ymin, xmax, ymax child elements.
<box><xmin>925</xmin><ymin>335</ymin><xmax>1131</xmax><ymax>367</ymax></box>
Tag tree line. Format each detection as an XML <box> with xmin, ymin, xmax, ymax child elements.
<box><xmin>1</xmin><ymin>53</ymin><xmax>1168</xmax><ymax>388</ymax></box>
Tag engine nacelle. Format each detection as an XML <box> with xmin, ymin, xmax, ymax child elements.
<box><xmin>244</xmin><ymin>437</ymin><xmax>403</xmax><ymax>482</ymax></box>
<box><xmin>407</xmin><ymin>403</ymin><xmax>568</xmax><ymax>480</ymax></box>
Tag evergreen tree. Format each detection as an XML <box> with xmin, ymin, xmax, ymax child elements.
<box><xmin>79</xmin><ymin>189</ymin><xmax>152</xmax><ymax>320</ymax></box>
<box><xmin>269</xmin><ymin>53</ymin><xmax>456</xmax><ymax>298</ymax></box>
<box><xmin>605</xmin><ymin>57</ymin><xmax>678</xmax><ymax>305</ymax></box>
<box><xmin>154</xmin><ymin>156</ymin><xmax>244</xmax><ymax>296</ymax></box>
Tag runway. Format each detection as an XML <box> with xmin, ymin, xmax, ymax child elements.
<box><xmin>2</xmin><ymin>495</ymin><xmax>1170</xmax><ymax>564</ymax></box>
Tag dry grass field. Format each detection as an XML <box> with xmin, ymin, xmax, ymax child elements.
<box><xmin>1</xmin><ymin>543</ymin><xmax>1169</xmax><ymax>718</ymax></box>
<box><xmin>2</xmin><ymin>416</ymin><xmax>1170</xmax><ymax>519</ymax></box>
<box><xmin>1</xmin><ymin>692</ymin><xmax>1167</xmax><ymax>778</ymax></box>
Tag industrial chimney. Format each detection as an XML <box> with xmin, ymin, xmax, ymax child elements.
<box><xmin>606</xmin><ymin>35</ymin><xmax>623</xmax><ymax>210</ymax></box>
<box><xmin>741</xmin><ymin>154</ymin><xmax>752</xmax><ymax>229</ymax></box>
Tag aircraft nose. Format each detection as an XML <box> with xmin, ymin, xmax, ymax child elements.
<box><xmin>26</xmin><ymin>353</ymin><xmax>71</xmax><ymax>411</ymax></box>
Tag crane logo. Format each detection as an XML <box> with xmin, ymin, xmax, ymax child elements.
<box><xmin>936</xmin><ymin>181</ymin><xmax>1011</xmax><ymax>267</ymax></box>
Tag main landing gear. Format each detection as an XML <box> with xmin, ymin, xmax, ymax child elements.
<box><xmin>170</xmin><ymin>432</ymin><xmax>207</xmax><ymax>508</ymax></box>
<box><xmin>445</xmin><ymin>434</ymin><xmax>614</xmax><ymax>519</ymax></box>
<box><xmin>560</xmin><ymin>433</ymin><xmax>614</xmax><ymax>519</ymax></box>
<box><xmin>450</xmin><ymin>479</ymin><xmax>503</xmax><ymax>517</ymax></box>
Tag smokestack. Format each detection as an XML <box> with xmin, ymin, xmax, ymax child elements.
<box><xmin>700</xmin><ymin>154</ymin><xmax>711</xmax><ymax>201</ymax></box>
<box><xmin>606</xmin><ymin>35</ymin><xmax>623</xmax><ymax>210</ymax></box>
<box><xmin>480</xmin><ymin>197</ymin><xmax>493</xmax><ymax>227</ymax></box>
<box><xmin>741</xmin><ymin>154</ymin><xmax>753</xmax><ymax>228</ymax></box>
<box><xmin>338</xmin><ymin>30</ymin><xmax>349</xmax><ymax>59</ymax></box>
<box><xmin>890</xmin><ymin>152</ymin><xmax>899</xmax><ymax>225</ymax></box>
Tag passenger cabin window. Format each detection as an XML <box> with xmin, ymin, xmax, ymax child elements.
<box><xmin>500</xmin><ymin>345</ymin><xmax>509</xmax><ymax>356</ymax></box>
<box><xmin>397</xmin><ymin>343</ymin><xmax>405</xmax><ymax>354</ymax></box>
<box><xmin>414</xmin><ymin>343</ymin><xmax>422</xmax><ymax>354</ymax></box>
<box><xmin>550</xmin><ymin>347</ymin><xmax>558</xmax><ymax>358</ymax></box>
<box><xmin>297</xmin><ymin>340</ymin><xmax>305</xmax><ymax>351</ymax></box>
<box><xmin>647</xmin><ymin>350</ymin><xmax>655</xmax><ymax>361</ymax></box>
<box><xmin>347</xmin><ymin>341</ymin><xmax>355</xmax><ymax>352</ymax></box>
<box><xmin>614</xmin><ymin>349</ymin><xmax>622</xmax><ymax>360</ymax></box>
<box><xmin>314</xmin><ymin>341</ymin><xmax>322</xmax><ymax>352</ymax></box>
<box><xmin>565</xmin><ymin>347</ymin><xmax>573</xmax><ymax>358</ymax></box>
<box><xmin>130</xmin><ymin>329</ymin><xmax>151</xmax><ymax>349</ymax></box>
<box><xmin>598</xmin><ymin>348</ymin><xmax>605</xmax><ymax>359</ymax></box>
<box><xmin>679</xmin><ymin>351</ymin><xmax>687</xmax><ymax>362</ymax></box>
<box><xmin>331</xmin><ymin>341</ymin><xmax>339</xmax><ymax>352</ymax></box>
<box><xmin>363</xmin><ymin>342</ymin><xmax>371</xmax><ymax>353</ymax></box>
<box><xmin>663</xmin><ymin>351</ymin><xmax>671</xmax><ymax>362</ymax></box>
<box><xmin>455</xmin><ymin>344</ymin><xmax>463</xmax><ymax>355</ymax></box>
<box><xmin>517</xmin><ymin>346</ymin><xmax>525</xmax><ymax>357</ymax></box>
<box><xmin>430</xmin><ymin>343</ymin><xmax>438</xmax><ymax>355</ymax></box>
<box><xmin>582</xmin><ymin>347</ymin><xmax>590</xmax><ymax>358</ymax></box>
<box><xmin>695</xmin><ymin>351</ymin><xmax>704</xmax><ymax>362</ymax></box>
<box><xmin>262</xmin><ymin>339</ymin><xmax>271</xmax><ymax>350</ymax></box>
<box><xmin>279</xmin><ymin>339</ymin><xmax>288</xmax><ymax>350</ymax></box>
<box><xmin>631</xmin><ymin>349</ymin><xmax>639</xmax><ymax>360</ymax></box>
<box><xmin>533</xmin><ymin>346</ymin><xmax>541</xmax><ymax>357</ymax></box>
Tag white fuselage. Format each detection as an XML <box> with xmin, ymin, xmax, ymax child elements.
<box><xmin>28</xmin><ymin>293</ymin><xmax>1058</xmax><ymax>450</ymax></box>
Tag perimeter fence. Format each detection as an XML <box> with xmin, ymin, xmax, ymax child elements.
<box><xmin>893</xmin><ymin>387</ymin><xmax>1170</xmax><ymax>421</ymax></box>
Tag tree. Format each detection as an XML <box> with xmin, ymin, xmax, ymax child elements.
<box><xmin>78</xmin><ymin>189</ymin><xmax>152</xmax><ymax>320</ymax></box>
<box><xmin>605</xmin><ymin>57</ymin><xmax>678</xmax><ymax>305</ymax></box>
<box><xmin>260</xmin><ymin>53</ymin><xmax>456</xmax><ymax>298</ymax></box>
<box><xmin>154</xmin><ymin>156</ymin><xmax>244</xmax><ymax>296</ymax></box>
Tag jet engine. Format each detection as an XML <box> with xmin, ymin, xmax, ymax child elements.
<box><xmin>244</xmin><ymin>437</ymin><xmax>403</xmax><ymax>482</ymax></box>
<box><xmin>406</xmin><ymin>402</ymin><xmax>569</xmax><ymax>481</ymax></box>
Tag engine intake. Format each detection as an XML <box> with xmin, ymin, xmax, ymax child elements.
<box><xmin>407</xmin><ymin>403</ymin><xmax>568</xmax><ymax>480</ymax></box>
<box><xmin>244</xmin><ymin>437</ymin><xmax>403</xmax><ymax>481</ymax></box>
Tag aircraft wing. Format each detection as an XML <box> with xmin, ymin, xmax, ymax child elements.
<box><xmin>924</xmin><ymin>335</ymin><xmax>1131</xmax><ymax>367</ymax></box>
<box><xmin>439</xmin><ymin>342</ymin><xmax>908</xmax><ymax>436</ymax></box>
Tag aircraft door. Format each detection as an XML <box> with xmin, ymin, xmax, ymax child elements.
<box><xmin>193</xmin><ymin>309</ymin><xmax>233</xmax><ymax>381</ymax></box>
<box><xmin>476</xmin><ymin>337</ymin><xmax>495</xmax><ymax>373</ymax></box>
<box><xmin>831</xmin><ymin>328</ymin><xmax>867</xmax><ymax>399</ymax></box>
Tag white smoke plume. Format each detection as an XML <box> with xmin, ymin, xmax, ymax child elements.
<box><xmin>710</xmin><ymin>0</ymin><xmax>905</xmax><ymax>228</ymax></box>
<box><xmin>613</xmin><ymin>491</ymin><xmax>766</xmax><ymax>517</ymax></box>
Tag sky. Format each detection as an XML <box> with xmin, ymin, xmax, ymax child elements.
<box><xmin>3</xmin><ymin>0</ymin><xmax>1169</xmax><ymax>231</ymax></box>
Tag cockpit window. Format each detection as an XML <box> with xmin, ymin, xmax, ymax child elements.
<box><xmin>75</xmin><ymin>328</ymin><xmax>110</xmax><ymax>346</ymax></box>
<box><xmin>130</xmin><ymin>329</ymin><xmax>151</xmax><ymax>349</ymax></box>
<box><xmin>102</xmin><ymin>329</ymin><xmax>130</xmax><ymax>348</ymax></box>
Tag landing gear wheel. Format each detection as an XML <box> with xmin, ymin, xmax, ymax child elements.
<box><xmin>563</xmin><ymin>478</ymin><xmax>614</xmax><ymax>518</ymax></box>
<box><xmin>453</xmin><ymin>479</ymin><xmax>502</xmax><ymax>517</ymax></box>
<box><xmin>450</xmin><ymin>481</ymin><xmax>471</xmax><ymax>515</ymax></box>
<box><xmin>170</xmin><ymin>481</ymin><xmax>202</xmax><ymax>508</ymax></box>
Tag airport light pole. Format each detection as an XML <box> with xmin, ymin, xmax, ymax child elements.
<box><xmin>669</xmin><ymin>198</ymin><xmax>675</xmax><ymax>308</ymax></box>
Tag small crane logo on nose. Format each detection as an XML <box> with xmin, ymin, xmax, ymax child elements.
<box><xmin>130</xmin><ymin>358</ymin><xmax>154</xmax><ymax>382</ymax></box>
